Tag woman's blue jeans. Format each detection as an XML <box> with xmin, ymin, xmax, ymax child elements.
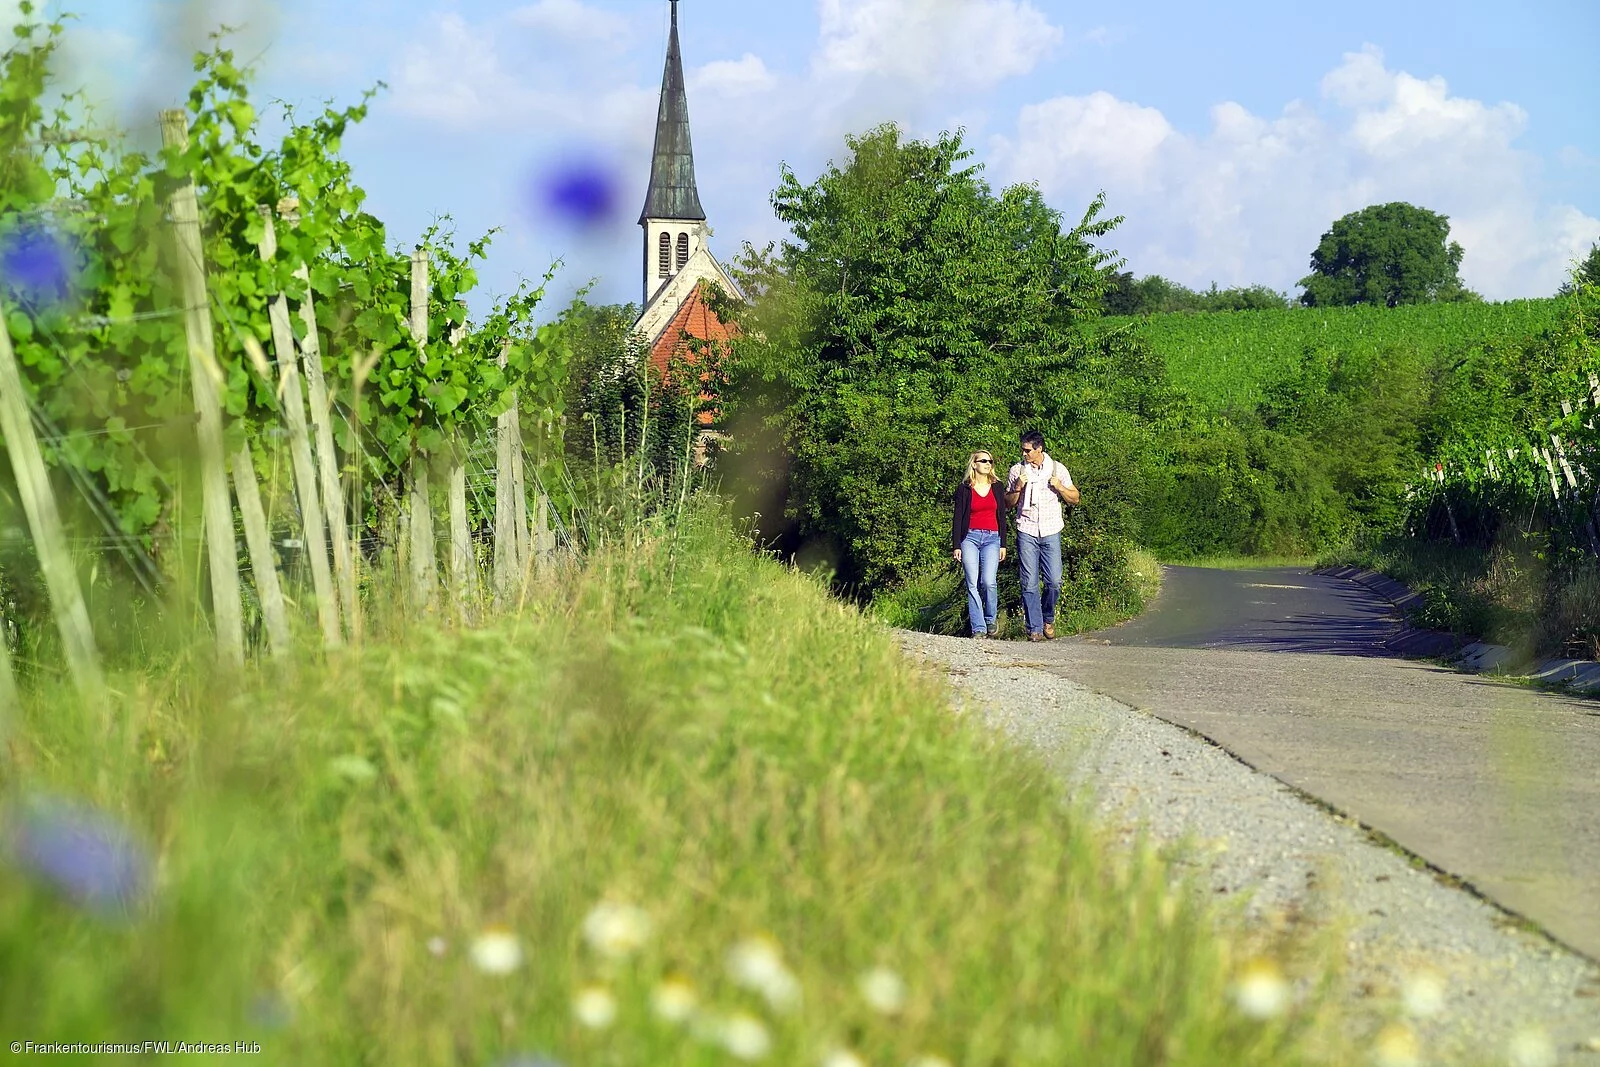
<box><xmin>960</xmin><ymin>529</ymin><xmax>1001</xmax><ymax>636</ymax></box>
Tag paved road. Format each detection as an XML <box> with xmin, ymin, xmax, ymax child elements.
<box><xmin>1037</xmin><ymin>565</ymin><xmax>1600</xmax><ymax>960</ymax></box>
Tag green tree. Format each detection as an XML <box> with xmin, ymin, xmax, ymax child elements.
<box><xmin>1299</xmin><ymin>202</ymin><xmax>1474</xmax><ymax>308</ymax></box>
<box><xmin>1104</xmin><ymin>273</ymin><xmax>1287</xmax><ymax>315</ymax></box>
<box><xmin>1558</xmin><ymin>241</ymin><xmax>1600</xmax><ymax>295</ymax></box>
<box><xmin>720</xmin><ymin>124</ymin><xmax>1159</xmax><ymax>592</ymax></box>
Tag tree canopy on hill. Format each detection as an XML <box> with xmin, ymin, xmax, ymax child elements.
<box><xmin>1300</xmin><ymin>202</ymin><xmax>1477</xmax><ymax>308</ymax></box>
<box><xmin>1104</xmin><ymin>273</ymin><xmax>1289</xmax><ymax>315</ymax></box>
<box><xmin>720</xmin><ymin>124</ymin><xmax>1166</xmax><ymax>591</ymax></box>
<box><xmin>1559</xmin><ymin>242</ymin><xmax>1600</xmax><ymax>296</ymax></box>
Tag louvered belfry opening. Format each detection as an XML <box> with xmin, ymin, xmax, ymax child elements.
<box><xmin>676</xmin><ymin>233</ymin><xmax>690</xmax><ymax>271</ymax></box>
<box><xmin>658</xmin><ymin>232</ymin><xmax>672</xmax><ymax>278</ymax></box>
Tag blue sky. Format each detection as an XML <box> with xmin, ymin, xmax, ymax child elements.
<box><xmin>37</xmin><ymin>0</ymin><xmax>1600</xmax><ymax>314</ymax></box>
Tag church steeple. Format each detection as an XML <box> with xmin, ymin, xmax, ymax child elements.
<box><xmin>640</xmin><ymin>0</ymin><xmax>706</xmax><ymax>224</ymax></box>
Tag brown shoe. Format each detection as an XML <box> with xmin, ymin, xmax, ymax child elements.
<box><xmin>1043</xmin><ymin>623</ymin><xmax>1056</xmax><ymax>639</ymax></box>
<box><xmin>1029</xmin><ymin>632</ymin><xmax>1046</xmax><ymax>642</ymax></box>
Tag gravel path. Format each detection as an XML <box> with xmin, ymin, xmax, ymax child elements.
<box><xmin>897</xmin><ymin>630</ymin><xmax>1600</xmax><ymax>1067</ymax></box>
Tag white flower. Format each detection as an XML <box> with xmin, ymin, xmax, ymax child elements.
<box><xmin>722</xmin><ymin>1012</ymin><xmax>772</xmax><ymax>1061</ymax></box>
<box><xmin>1400</xmin><ymin>968</ymin><xmax>1445</xmax><ymax>1018</ymax></box>
<box><xmin>572</xmin><ymin>984</ymin><xmax>618</xmax><ymax>1030</ymax></box>
<box><xmin>651</xmin><ymin>976</ymin><xmax>697</xmax><ymax>1023</ymax></box>
<box><xmin>1372</xmin><ymin>1023</ymin><xmax>1420</xmax><ymax>1067</ymax></box>
<box><xmin>470</xmin><ymin>927</ymin><xmax>523</xmax><ymax>975</ymax></box>
<box><xmin>1233</xmin><ymin>958</ymin><xmax>1289</xmax><ymax>1019</ymax></box>
<box><xmin>822</xmin><ymin>1050</ymin><xmax>867</xmax><ymax>1067</ymax></box>
<box><xmin>727</xmin><ymin>936</ymin><xmax>801</xmax><ymax>1012</ymax></box>
<box><xmin>426</xmin><ymin>936</ymin><xmax>448</xmax><ymax>958</ymax></box>
<box><xmin>581</xmin><ymin>900</ymin><xmax>653</xmax><ymax>960</ymax></box>
<box><xmin>857</xmin><ymin>966</ymin><xmax>908</xmax><ymax>1015</ymax></box>
<box><xmin>1507</xmin><ymin>1027</ymin><xmax>1557</xmax><ymax>1067</ymax></box>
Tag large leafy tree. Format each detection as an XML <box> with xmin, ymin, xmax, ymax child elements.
<box><xmin>719</xmin><ymin>125</ymin><xmax>1161</xmax><ymax>591</ymax></box>
<box><xmin>1299</xmin><ymin>202</ymin><xmax>1474</xmax><ymax>307</ymax></box>
<box><xmin>1558</xmin><ymin>241</ymin><xmax>1600</xmax><ymax>296</ymax></box>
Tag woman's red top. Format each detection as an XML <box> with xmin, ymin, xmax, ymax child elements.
<box><xmin>968</xmin><ymin>485</ymin><xmax>999</xmax><ymax>532</ymax></box>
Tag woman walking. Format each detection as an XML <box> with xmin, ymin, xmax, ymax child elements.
<box><xmin>952</xmin><ymin>450</ymin><xmax>1008</xmax><ymax>638</ymax></box>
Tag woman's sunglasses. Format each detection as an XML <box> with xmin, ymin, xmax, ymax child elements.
<box><xmin>975</xmin><ymin>458</ymin><xmax>993</xmax><ymax>465</ymax></box>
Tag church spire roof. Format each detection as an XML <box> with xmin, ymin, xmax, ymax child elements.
<box><xmin>640</xmin><ymin>0</ymin><xmax>706</xmax><ymax>224</ymax></box>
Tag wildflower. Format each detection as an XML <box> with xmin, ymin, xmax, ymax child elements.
<box><xmin>1400</xmin><ymin>968</ymin><xmax>1445</xmax><ymax>1019</ymax></box>
<box><xmin>534</xmin><ymin>158</ymin><xmax>622</xmax><ymax>230</ymax></box>
<box><xmin>857</xmin><ymin>966</ymin><xmax>908</xmax><ymax>1015</ymax></box>
<box><xmin>1372</xmin><ymin>1023</ymin><xmax>1419</xmax><ymax>1067</ymax></box>
<box><xmin>572</xmin><ymin>985</ymin><xmax>618</xmax><ymax>1030</ymax></box>
<box><xmin>1232</xmin><ymin>958</ymin><xmax>1290</xmax><ymax>1019</ymax></box>
<box><xmin>0</xmin><ymin>224</ymin><xmax>74</xmax><ymax>306</ymax></box>
<box><xmin>7</xmin><ymin>795</ymin><xmax>152</xmax><ymax>917</ymax></box>
<box><xmin>470</xmin><ymin>927</ymin><xmax>523</xmax><ymax>975</ymax></box>
<box><xmin>728</xmin><ymin>935</ymin><xmax>801</xmax><ymax>1012</ymax></box>
<box><xmin>721</xmin><ymin>1013</ymin><xmax>772</xmax><ymax>1061</ymax></box>
<box><xmin>582</xmin><ymin>900</ymin><xmax>653</xmax><ymax>960</ymax></box>
<box><xmin>651</xmin><ymin>975</ymin><xmax>697</xmax><ymax>1023</ymax></box>
<box><xmin>1507</xmin><ymin>1027</ymin><xmax>1556</xmax><ymax>1067</ymax></box>
<box><xmin>822</xmin><ymin>1050</ymin><xmax>867</xmax><ymax>1067</ymax></box>
<box><xmin>247</xmin><ymin>991</ymin><xmax>292</xmax><ymax>1032</ymax></box>
<box><xmin>427</xmin><ymin>936</ymin><xmax>448</xmax><ymax>958</ymax></box>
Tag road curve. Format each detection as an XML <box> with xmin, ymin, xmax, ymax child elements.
<box><xmin>1044</xmin><ymin>565</ymin><xmax>1600</xmax><ymax>961</ymax></box>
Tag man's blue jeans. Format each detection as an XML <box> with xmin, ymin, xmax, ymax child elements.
<box><xmin>1017</xmin><ymin>530</ymin><xmax>1062</xmax><ymax>635</ymax></box>
<box><xmin>959</xmin><ymin>529</ymin><xmax>1001</xmax><ymax>636</ymax></box>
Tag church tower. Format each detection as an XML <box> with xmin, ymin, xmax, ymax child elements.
<box><xmin>640</xmin><ymin>0</ymin><xmax>708</xmax><ymax>308</ymax></box>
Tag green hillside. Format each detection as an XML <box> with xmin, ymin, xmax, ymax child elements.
<box><xmin>1105</xmin><ymin>299</ymin><xmax>1565</xmax><ymax>409</ymax></box>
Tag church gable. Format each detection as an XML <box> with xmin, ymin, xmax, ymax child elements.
<box><xmin>635</xmin><ymin>244</ymin><xmax>740</xmax><ymax>349</ymax></box>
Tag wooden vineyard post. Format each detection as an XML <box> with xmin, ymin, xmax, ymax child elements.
<box><xmin>510</xmin><ymin>419</ymin><xmax>533</xmax><ymax>576</ymax></box>
<box><xmin>534</xmin><ymin>491</ymin><xmax>556</xmax><ymax>570</ymax></box>
<box><xmin>447</xmin><ymin>451</ymin><xmax>475</xmax><ymax>619</ymax></box>
<box><xmin>160</xmin><ymin>109</ymin><xmax>244</xmax><ymax>667</ymax></box>
<box><xmin>0</xmin><ymin>305</ymin><xmax>105</xmax><ymax>702</ymax></box>
<box><xmin>259</xmin><ymin>210</ymin><xmax>342</xmax><ymax>649</ymax></box>
<box><xmin>492</xmin><ymin>342</ymin><xmax>520</xmax><ymax>610</ymax></box>
<box><xmin>445</xmin><ymin>315</ymin><xmax>474</xmax><ymax>620</ymax></box>
<box><xmin>407</xmin><ymin>250</ymin><xmax>437</xmax><ymax>613</ymax></box>
<box><xmin>284</xmin><ymin>204</ymin><xmax>357</xmax><ymax>631</ymax></box>
<box><xmin>231</xmin><ymin>444</ymin><xmax>292</xmax><ymax>656</ymax></box>
<box><xmin>0</xmin><ymin>587</ymin><xmax>20</xmax><ymax>721</ymax></box>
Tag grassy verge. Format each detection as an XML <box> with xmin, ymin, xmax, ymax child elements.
<box><xmin>1</xmin><ymin>504</ymin><xmax>1346</xmax><ymax>1063</ymax></box>
<box><xmin>1163</xmin><ymin>554</ymin><xmax>1317</xmax><ymax>571</ymax></box>
<box><xmin>871</xmin><ymin>546</ymin><xmax>1163</xmax><ymax>638</ymax></box>
<box><xmin>1322</xmin><ymin>530</ymin><xmax>1600</xmax><ymax>659</ymax></box>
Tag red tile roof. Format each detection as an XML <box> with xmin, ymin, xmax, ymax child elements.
<box><xmin>648</xmin><ymin>282</ymin><xmax>734</xmax><ymax>424</ymax></box>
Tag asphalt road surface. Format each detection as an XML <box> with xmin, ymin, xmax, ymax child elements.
<box><xmin>1046</xmin><ymin>565</ymin><xmax>1600</xmax><ymax>960</ymax></box>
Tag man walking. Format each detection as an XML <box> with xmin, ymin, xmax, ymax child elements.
<box><xmin>1005</xmin><ymin>430</ymin><xmax>1081</xmax><ymax>641</ymax></box>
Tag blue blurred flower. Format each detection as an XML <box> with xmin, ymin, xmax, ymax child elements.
<box><xmin>534</xmin><ymin>158</ymin><xmax>622</xmax><ymax>231</ymax></box>
<box><xmin>7</xmin><ymin>795</ymin><xmax>153</xmax><ymax>917</ymax></box>
<box><xmin>0</xmin><ymin>224</ymin><xmax>75</xmax><ymax>306</ymax></box>
<box><xmin>247</xmin><ymin>991</ymin><xmax>293</xmax><ymax>1032</ymax></box>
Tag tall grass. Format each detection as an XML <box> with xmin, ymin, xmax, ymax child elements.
<box><xmin>0</xmin><ymin>501</ymin><xmax>1349</xmax><ymax>1063</ymax></box>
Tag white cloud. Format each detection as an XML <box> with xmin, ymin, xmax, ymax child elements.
<box><xmin>994</xmin><ymin>46</ymin><xmax>1600</xmax><ymax>300</ymax></box>
<box><xmin>389</xmin><ymin>9</ymin><xmax>653</xmax><ymax>137</ymax></box>
<box><xmin>814</xmin><ymin>0</ymin><xmax>1062</xmax><ymax>90</ymax></box>
<box><xmin>691</xmin><ymin>54</ymin><xmax>778</xmax><ymax>98</ymax></box>
<box><xmin>508</xmin><ymin>0</ymin><xmax>629</xmax><ymax>45</ymax></box>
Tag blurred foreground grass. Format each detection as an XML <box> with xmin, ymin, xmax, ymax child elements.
<box><xmin>1</xmin><ymin>502</ymin><xmax>1348</xmax><ymax>1064</ymax></box>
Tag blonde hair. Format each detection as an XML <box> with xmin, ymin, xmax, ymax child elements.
<box><xmin>964</xmin><ymin>450</ymin><xmax>997</xmax><ymax>486</ymax></box>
